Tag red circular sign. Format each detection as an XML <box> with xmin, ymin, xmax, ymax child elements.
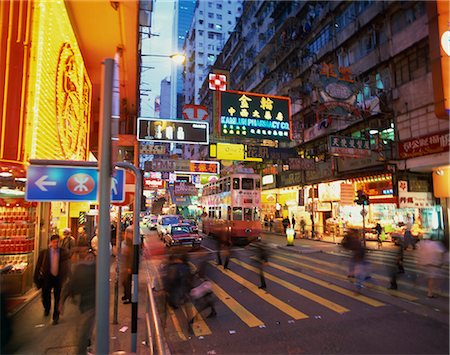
<box><xmin>67</xmin><ymin>173</ymin><xmax>95</xmax><ymax>195</ymax></box>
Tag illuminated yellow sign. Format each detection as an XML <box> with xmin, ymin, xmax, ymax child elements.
<box><xmin>210</xmin><ymin>143</ymin><xmax>262</xmax><ymax>162</ymax></box>
<box><xmin>25</xmin><ymin>0</ymin><xmax>91</xmax><ymax>161</ymax></box>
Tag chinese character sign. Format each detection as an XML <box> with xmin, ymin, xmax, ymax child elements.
<box><xmin>329</xmin><ymin>135</ymin><xmax>371</xmax><ymax>158</ymax></box>
<box><xmin>219</xmin><ymin>91</ymin><xmax>291</xmax><ymax>141</ymax></box>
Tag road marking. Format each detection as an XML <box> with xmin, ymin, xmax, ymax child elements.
<box><xmin>210</xmin><ymin>281</ymin><xmax>265</xmax><ymax>327</ymax></box>
<box><xmin>167</xmin><ymin>305</ymin><xmax>187</xmax><ymax>341</ymax></box>
<box><xmin>232</xmin><ymin>258</ymin><xmax>349</xmax><ymax>314</ymax></box>
<box><xmin>255</xmin><ymin>258</ymin><xmax>384</xmax><ymax>307</ymax></box>
<box><xmin>209</xmin><ymin>261</ymin><xmax>308</xmax><ymax>320</ymax></box>
<box><xmin>182</xmin><ymin>305</ymin><xmax>212</xmax><ymax>337</ymax></box>
<box><xmin>274</xmin><ymin>254</ymin><xmax>418</xmax><ymax>302</ymax></box>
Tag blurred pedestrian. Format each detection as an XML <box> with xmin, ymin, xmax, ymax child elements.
<box><xmin>216</xmin><ymin>233</ymin><xmax>232</xmax><ymax>270</ymax></box>
<box><xmin>75</xmin><ymin>226</ymin><xmax>90</xmax><ymax>262</ymax></box>
<box><xmin>254</xmin><ymin>240</ymin><xmax>270</xmax><ymax>289</ymax></box>
<box><xmin>299</xmin><ymin>218</ymin><xmax>306</xmax><ymax>238</ymax></box>
<box><xmin>374</xmin><ymin>223</ymin><xmax>383</xmax><ymax>249</ymax></box>
<box><xmin>60</xmin><ymin>249</ymin><xmax>96</xmax><ymax>354</ymax></box>
<box><xmin>190</xmin><ymin>252</ymin><xmax>216</xmax><ymax>320</ymax></box>
<box><xmin>269</xmin><ymin>217</ymin><xmax>274</xmax><ymax>232</ymax></box>
<box><xmin>161</xmin><ymin>252</ymin><xmax>194</xmax><ymax>331</ymax></box>
<box><xmin>403</xmin><ymin>215</ymin><xmax>416</xmax><ymax>250</ymax></box>
<box><xmin>282</xmin><ymin>217</ymin><xmax>290</xmax><ymax>233</ymax></box>
<box><xmin>417</xmin><ymin>236</ymin><xmax>448</xmax><ymax>298</ymax></box>
<box><xmin>264</xmin><ymin>216</ymin><xmax>269</xmax><ymax>230</ymax></box>
<box><xmin>387</xmin><ymin>239</ymin><xmax>404</xmax><ymax>290</ymax></box>
<box><xmin>291</xmin><ymin>216</ymin><xmax>296</xmax><ymax>230</ymax></box>
<box><xmin>121</xmin><ymin>225</ymin><xmax>133</xmax><ymax>304</ymax></box>
<box><xmin>352</xmin><ymin>235</ymin><xmax>368</xmax><ymax>292</ymax></box>
<box><xmin>33</xmin><ymin>234</ymin><xmax>70</xmax><ymax>325</ymax></box>
<box><xmin>59</xmin><ymin>228</ymin><xmax>76</xmax><ymax>259</ymax></box>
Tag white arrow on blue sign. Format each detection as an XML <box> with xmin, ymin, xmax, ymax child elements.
<box><xmin>25</xmin><ymin>166</ymin><xmax>125</xmax><ymax>202</ymax></box>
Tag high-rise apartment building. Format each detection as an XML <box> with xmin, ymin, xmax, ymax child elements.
<box><xmin>184</xmin><ymin>0</ymin><xmax>243</xmax><ymax>105</ymax></box>
<box><xmin>159</xmin><ymin>77</ymin><xmax>171</xmax><ymax>119</ymax></box>
<box><xmin>202</xmin><ymin>1</ymin><xmax>449</xmax><ymax>245</ymax></box>
<box><xmin>172</xmin><ymin>0</ymin><xmax>196</xmax><ymax>119</ymax></box>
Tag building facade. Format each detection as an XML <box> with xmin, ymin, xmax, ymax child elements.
<box><xmin>197</xmin><ymin>1</ymin><xmax>449</xmax><ymax>245</ymax></box>
<box><xmin>172</xmin><ymin>0</ymin><xmax>197</xmax><ymax>119</ymax></box>
<box><xmin>184</xmin><ymin>0</ymin><xmax>243</xmax><ymax>105</ymax></box>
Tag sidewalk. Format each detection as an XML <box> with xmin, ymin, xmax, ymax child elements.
<box><xmin>4</xmin><ymin>252</ymin><xmax>154</xmax><ymax>354</ymax></box>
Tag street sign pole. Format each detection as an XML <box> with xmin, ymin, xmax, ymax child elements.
<box><xmin>97</xmin><ymin>58</ymin><xmax>114</xmax><ymax>355</ymax></box>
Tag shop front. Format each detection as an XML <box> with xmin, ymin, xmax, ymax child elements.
<box><xmin>0</xmin><ymin>0</ymin><xmax>91</xmax><ymax>295</ymax></box>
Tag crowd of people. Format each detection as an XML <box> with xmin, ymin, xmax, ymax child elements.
<box><xmin>28</xmin><ymin>221</ymin><xmax>132</xmax><ymax>353</ymax></box>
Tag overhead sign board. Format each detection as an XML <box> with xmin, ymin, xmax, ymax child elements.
<box><xmin>329</xmin><ymin>135</ymin><xmax>371</xmax><ymax>158</ymax></box>
<box><xmin>137</xmin><ymin>117</ymin><xmax>209</xmax><ymax>145</ymax></box>
<box><xmin>219</xmin><ymin>90</ymin><xmax>291</xmax><ymax>141</ymax></box>
<box><xmin>26</xmin><ymin>166</ymin><xmax>124</xmax><ymax>202</ymax></box>
<box><xmin>144</xmin><ymin>160</ymin><xmax>219</xmax><ymax>175</ymax></box>
<box><xmin>140</xmin><ymin>143</ymin><xmax>167</xmax><ymax>155</ymax></box>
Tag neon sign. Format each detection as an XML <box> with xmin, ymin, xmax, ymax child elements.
<box><xmin>219</xmin><ymin>91</ymin><xmax>291</xmax><ymax>141</ymax></box>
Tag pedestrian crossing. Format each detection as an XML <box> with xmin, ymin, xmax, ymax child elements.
<box><xmin>156</xmin><ymin>247</ymin><xmax>431</xmax><ymax>342</ymax></box>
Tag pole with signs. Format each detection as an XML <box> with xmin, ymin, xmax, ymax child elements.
<box><xmin>97</xmin><ymin>58</ymin><xmax>114</xmax><ymax>354</ymax></box>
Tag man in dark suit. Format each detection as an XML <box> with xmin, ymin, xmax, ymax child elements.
<box><xmin>34</xmin><ymin>234</ymin><xmax>70</xmax><ymax>325</ymax></box>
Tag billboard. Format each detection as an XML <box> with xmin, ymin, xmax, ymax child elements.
<box><xmin>137</xmin><ymin>118</ymin><xmax>209</xmax><ymax>144</ymax></box>
<box><xmin>219</xmin><ymin>91</ymin><xmax>291</xmax><ymax>141</ymax></box>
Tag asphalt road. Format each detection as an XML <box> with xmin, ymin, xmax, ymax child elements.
<box><xmin>145</xmin><ymin>228</ymin><xmax>449</xmax><ymax>355</ymax></box>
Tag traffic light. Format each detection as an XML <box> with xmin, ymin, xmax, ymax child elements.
<box><xmin>355</xmin><ymin>190</ymin><xmax>370</xmax><ymax>205</ymax></box>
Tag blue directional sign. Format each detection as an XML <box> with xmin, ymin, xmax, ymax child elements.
<box><xmin>26</xmin><ymin>166</ymin><xmax>125</xmax><ymax>202</ymax></box>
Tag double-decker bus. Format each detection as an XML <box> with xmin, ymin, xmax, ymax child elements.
<box><xmin>201</xmin><ymin>173</ymin><xmax>262</xmax><ymax>245</ymax></box>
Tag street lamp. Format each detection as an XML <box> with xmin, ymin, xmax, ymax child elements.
<box><xmin>141</xmin><ymin>52</ymin><xmax>186</xmax><ymax>64</ymax></box>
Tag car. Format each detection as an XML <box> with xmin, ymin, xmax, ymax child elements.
<box><xmin>144</xmin><ymin>215</ymin><xmax>158</xmax><ymax>230</ymax></box>
<box><xmin>156</xmin><ymin>214</ymin><xmax>182</xmax><ymax>239</ymax></box>
<box><xmin>163</xmin><ymin>223</ymin><xmax>202</xmax><ymax>248</ymax></box>
<box><xmin>183</xmin><ymin>219</ymin><xmax>198</xmax><ymax>234</ymax></box>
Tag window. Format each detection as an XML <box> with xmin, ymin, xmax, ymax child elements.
<box><xmin>255</xmin><ymin>179</ymin><xmax>261</xmax><ymax>189</ymax></box>
<box><xmin>225</xmin><ymin>178</ymin><xmax>231</xmax><ymax>191</ymax></box>
<box><xmin>244</xmin><ymin>208</ymin><xmax>252</xmax><ymax>221</ymax></box>
<box><xmin>393</xmin><ymin>41</ymin><xmax>429</xmax><ymax>86</ymax></box>
<box><xmin>207</xmin><ymin>54</ymin><xmax>215</xmax><ymax>63</ymax></box>
<box><xmin>228</xmin><ymin>10</ymin><xmax>231</xmax><ymax>14</ymax></box>
<box><xmin>208</xmin><ymin>12</ymin><xmax>214</xmax><ymax>18</ymax></box>
<box><xmin>228</xmin><ymin>21</ymin><xmax>232</xmax><ymax>25</ymax></box>
<box><xmin>208</xmin><ymin>23</ymin><xmax>214</xmax><ymax>29</ymax></box>
<box><xmin>233</xmin><ymin>178</ymin><xmax>240</xmax><ymax>190</ymax></box>
<box><xmin>208</xmin><ymin>2</ymin><xmax>212</xmax><ymax>7</ymax></box>
<box><xmin>207</xmin><ymin>44</ymin><xmax>214</xmax><ymax>50</ymax></box>
<box><xmin>208</xmin><ymin>32</ymin><xmax>214</xmax><ymax>39</ymax></box>
<box><xmin>216</xmin><ymin>24</ymin><xmax>222</xmax><ymax>30</ymax></box>
<box><xmin>199</xmin><ymin>30</ymin><xmax>204</xmax><ymax>36</ymax></box>
<box><xmin>216</xmin><ymin>3</ymin><xmax>222</xmax><ymax>9</ymax></box>
<box><xmin>217</xmin><ymin>14</ymin><xmax>222</xmax><ymax>20</ymax></box>
<box><xmin>233</xmin><ymin>207</ymin><xmax>242</xmax><ymax>221</ymax></box>
<box><xmin>199</xmin><ymin>19</ymin><xmax>204</xmax><ymax>25</ymax></box>
<box><xmin>242</xmin><ymin>178</ymin><xmax>253</xmax><ymax>190</ymax></box>
<box><xmin>199</xmin><ymin>10</ymin><xmax>203</xmax><ymax>15</ymax></box>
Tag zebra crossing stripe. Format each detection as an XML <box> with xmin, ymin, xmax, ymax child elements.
<box><xmin>209</xmin><ymin>261</ymin><xmax>309</xmax><ymax>320</ymax></box>
<box><xmin>232</xmin><ymin>258</ymin><xmax>349</xmax><ymax>314</ymax></box>
<box><xmin>279</xmin><ymin>254</ymin><xmax>418</xmax><ymax>302</ymax></box>
<box><xmin>266</xmin><ymin>261</ymin><xmax>385</xmax><ymax>307</ymax></box>
<box><xmin>182</xmin><ymin>304</ymin><xmax>212</xmax><ymax>337</ymax></box>
<box><xmin>167</xmin><ymin>305</ymin><xmax>188</xmax><ymax>341</ymax></box>
<box><xmin>210</xmin><ymin>281</ymin><xmax>265</xmax><ymax>327</ymax></box>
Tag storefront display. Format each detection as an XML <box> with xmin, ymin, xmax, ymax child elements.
<box><xmin>0</xmin><ymin>203</ymin><xmax>36</xmax><ymax>295</ymax></box>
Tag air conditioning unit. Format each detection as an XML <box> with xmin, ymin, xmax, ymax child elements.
<box><xmin>139</xmin><ymin>10</ymin><xmax>151</xmax><ymax>28</ymax></box>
